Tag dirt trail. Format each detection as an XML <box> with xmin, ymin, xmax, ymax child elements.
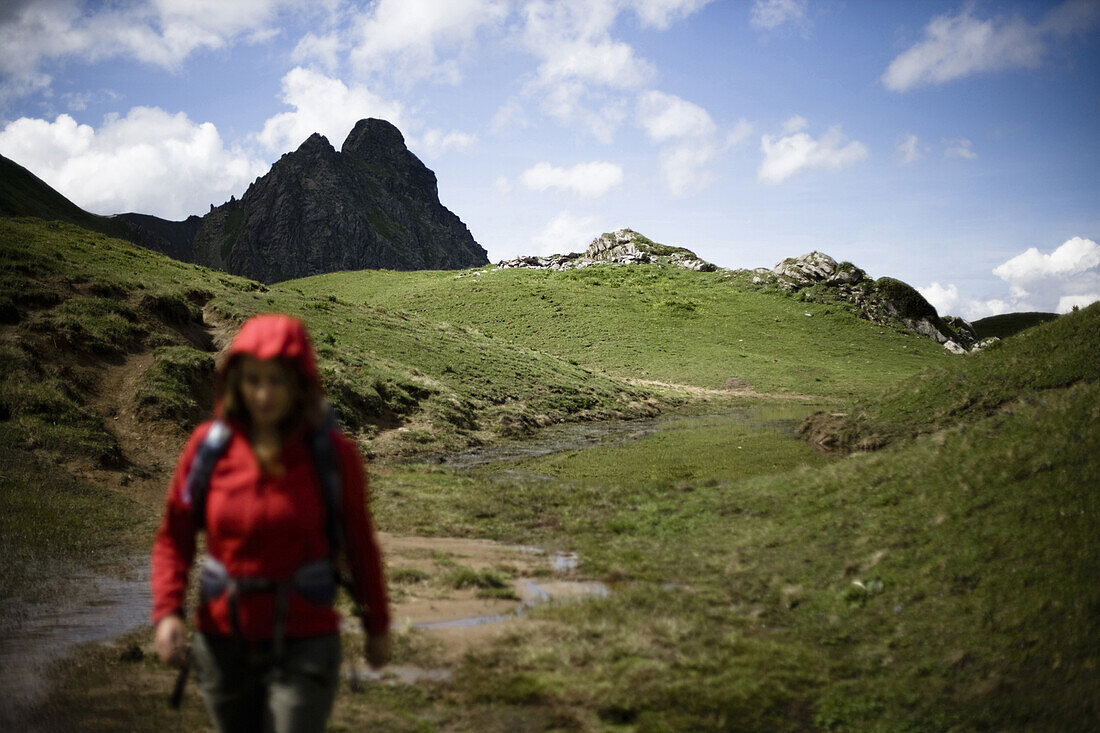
<box><xmin>624</xmin><ymin>377</ymin><xmax>819</xmax><ymax>400</ymax></box>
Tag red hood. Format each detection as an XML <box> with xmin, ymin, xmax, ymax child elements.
<box><xmin>219</xmin><ymin>313</ymin><xmax>322</xmax><ymax>390</ymax></box>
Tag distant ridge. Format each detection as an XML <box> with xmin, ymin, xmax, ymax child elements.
<box><xmin>973</xmin><ymin>312</ymin><xmax>1059</xmax><ymax>340</ymax></box>
<box><xmin>118</xmin><ymin>118</ymin><xmax>488</xmax><ymax>282</ymax></box>
<box><xmin>0</xmin><ymin>154</ymin><xmax>133</xmax><ymax>241</ymax></box>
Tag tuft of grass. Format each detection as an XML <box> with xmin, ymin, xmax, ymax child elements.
<box><xmin>135</xmin><ymin>345</ymin><xmax>215</xmax><ymax>426</ymax></box>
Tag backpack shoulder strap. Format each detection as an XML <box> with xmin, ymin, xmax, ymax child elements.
<box><xmin>307</xmin><ymin>404</ymin><xmax>344</xmax><ymax>558</ymax></box>
<box><xmin>182</xmin><ymin>420</ymin><xmax>233</xmax><ymax>532</ymax></box>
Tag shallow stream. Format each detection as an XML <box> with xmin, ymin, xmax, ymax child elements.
<box><xmin>0</xmin><ymin>402</ymin><xmax>817</xmax><ymax>725</ymax></box>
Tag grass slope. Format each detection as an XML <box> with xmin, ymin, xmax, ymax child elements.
<box><xmin>286</xmin><ymin>265</ymin><xmax>952</xmax><ymax>399</ymax></box>
<box><xmin>353</xmin><ymin>307</ymin><xmax>1098</xmax><ymax>730</ymax></box>
<box><xmin>972</xmin><ymin>311</ymin><xmax>1059</xmax><ymax>340</ymax></box>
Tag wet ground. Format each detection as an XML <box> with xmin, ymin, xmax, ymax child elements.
<box><xmin>0</xmin><ymin>558</ymin><xmax>150</xmax><ymax>730</ymax></box>
<box><xmin>0</xmin><ymin>402</ymin><xmax>816</xmax><ymax>727</ymax></box>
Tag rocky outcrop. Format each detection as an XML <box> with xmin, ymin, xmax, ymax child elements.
<box><xmin>754</xmin><ymin>251</ymin><xmax>979</xmax><ymax>351</ymax></box>
<box><xmin>121</xmin><ymin>119</ymin><xmax>487</xmax><ymax>282</ymax></box>
<box><xmin>496</xmin><ymin>228</ymin><xmax>716</xmax><ymax>273</ymax></box>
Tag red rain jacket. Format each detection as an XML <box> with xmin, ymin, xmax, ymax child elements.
<box><xmin>151</xmin><ymin>315</ymin><xmax>390</xmax><ymax>638</ymax></box>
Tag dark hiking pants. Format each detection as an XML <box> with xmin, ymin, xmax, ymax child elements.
<box><xmin>192</xmin><ymin>632</ymin><xmax>341</xmax><ymax>733</ymax></box>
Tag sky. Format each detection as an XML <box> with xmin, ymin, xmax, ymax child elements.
<box><xmin>0</xmin><ymin>0</ymin><xmax>1098</xmax><ymax>320</ymax></box>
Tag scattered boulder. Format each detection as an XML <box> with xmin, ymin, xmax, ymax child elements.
<box><xmin>756</xmin><ymin>251</ymin><xmax>978</xmax><ymax>351</ymax></box>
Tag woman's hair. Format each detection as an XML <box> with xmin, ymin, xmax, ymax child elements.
<box><xmin>217</xmin><ymin>356</ymin><xmax>326</xmax><ymax>437</ymax></box>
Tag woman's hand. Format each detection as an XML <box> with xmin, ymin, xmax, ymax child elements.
<box><xmin>155</xmin><ymin>615</ymin><xmax>188</xmax><ymax>667</ymax></box>
<box><xmin>366</xmin><ymin>631</ymin><xmax>392</xmax><ymax>669</ymax></box>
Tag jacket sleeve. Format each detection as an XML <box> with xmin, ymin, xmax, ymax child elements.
<box><xmin>335</xmin><ymin>433</ymin><xmax>391</xmax><ymax>636</ymax></box>
<box><xmin>150</xmin><ymin>426</ymin><xmax>204</xmax><ymax>625</ymax></box>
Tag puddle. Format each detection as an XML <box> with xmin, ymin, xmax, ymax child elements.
<box><xmin>422</xmin><ymin>404</ymin><xmax>816</xmax><ymax>470</ymax></box>
<box><xmin>411</xmin><ymin>577</ymin><xmax>610</xmax><ymax>631</ymax></box>
<box><xmin>347</xmin><ymin>665</ymin><xmax>454</xmax><ymax>685</ymax></box>
<box><xmin>0</xmin><ymin>557</ymin><xmax>150</xmax><ymax>731</ymax></box>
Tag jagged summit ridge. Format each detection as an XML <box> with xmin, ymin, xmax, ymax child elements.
<box><xmin>119</xmin><ymin>118</ymin><xmax>487</xmax><ymax>283</ymax></box>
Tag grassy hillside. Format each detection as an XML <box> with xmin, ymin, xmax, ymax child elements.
<box><xmin>802</xmin><ymin>303</ymin><xmax>1099</xmax><ymax>451</ymax></box>
<box><xmin>286</xmin><ymin>265</ymin><xmax>952</xmax><ymax>399</ymax></box>
<box><xmin>0</xmin><ymin>217</ymin><xmax>655</xmax><ymax>598</ymax></box>
<box><xmin>44</xmin><ymin>301</ymin><xmax>1098</xmax><ymax>731</ymax></box>
<box><xmin>972</xmin><ymin>311</ymin><xmax>1059</xmax><ymax>340</ymax></box>
<box><xmin>359</xmin><ymin>306</ymin><xmax>1098</xmax><ymax>730</ymax></box>
<box><xmin>0</xmin><ymin>155</ymin><xmax>135</xmax><ymax>241</ymax></box>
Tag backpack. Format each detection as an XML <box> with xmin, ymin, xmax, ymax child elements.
<box><xmin>180</xmin><ymin>410</ymin><xmax>357</xmax><ymax>608</ymax></box>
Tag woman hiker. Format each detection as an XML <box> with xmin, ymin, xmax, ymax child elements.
<box><xmin>151</xmin><ymin>313</ymin><xmax>390</xmax><ymax>732</ymax></box>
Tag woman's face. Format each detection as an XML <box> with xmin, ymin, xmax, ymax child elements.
<box><xmin>237</xmin><ymin>356</ymin><xmax>295</xmax><ymax>431</ymax></box>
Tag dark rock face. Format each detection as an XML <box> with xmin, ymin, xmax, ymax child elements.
<box><xmin>116</xmin><ymin>212</ymin><xmax>203</xmax><ymax>263</ymax></box>
<box><xmin>126</xmin><ymin>119</ymin><xmax>487</xmax><ymax>282</ymax></box>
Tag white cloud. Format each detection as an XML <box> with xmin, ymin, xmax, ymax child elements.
<box><xmin>917</xmin><ymin>282</ymin><xmax>1013</xmax><ymax>320</ymax></box>
<box><xmin>529</xmin><ymin>210</ymin><xmax>603</xmax><ymax>256</ymax></box>
<box><xmin>628</xmin><ymin>0</ymin><xmax>714</xmax><ymax>30</ymax></box>
<box><xmin>898</xmin><ymin>133</ymin><xmax>923</xmax><ymax>163</ymax></box>
<box><xmin>1057</xmin><ymin>293</ymin><xmax>1099</xmax><ymax>311</ymax></box>
<box><xmin>750</xmin><ymin>0</ymin><xmax>809</xmax><ymax>32</ymax></box>
<box><xmin>520</xmin><ymin>161</ymin><xmax>623</xmax><ymax>197</ymax></box>
<box><xmin>520</xmin><ymin>0</ymin><xmax>652</xmax><ymax>140</ymax></box>
<box><xmin>494</xmin><ymin>175</ymin><xmax>512</xmax><ymax>194</ymax></box>
<box><xmin>637</xmin><ymin>89</ymin><xmax>715</xmax><ymax>142</ymax></box>
<box><xmin>348</xmin><ymin>0</ymin><xmax>508</xmax><ymax>84</ymax></box>
<box><xmin>882</xmin><ymin>1</ymin><xmax>1100</xmax><ymax>92</ymax></box>
<box><xmin>922</xmin><ymin>235</ymin><xmax>1100</xmax><ymax>318</ymax></box>
<box><xmin>943</xmin><ymin>137</ymin><xmax>977</xmax><ymax>160</ymax></box>
<box><xmin>491</xmin><ymin>99</ymin><xmax>530</xmax><ymax>134</ymax></box>
<box><xmin>758</xmin><ymin>119</ymin><xmax>868</xmax><ymax>184</ymax></box>
<box><xmin>414</xmin><ymin>129</ymin><xmax>477</xmax><ymax>158</ymax></box>
<box><xmin>0</xmin><ymin>0</ymin><xmax>293</xmax><ymax>99</ymax></box>
<box><xmin>726</xmin><ymin>119</ymin><xmax>753</xmax><ymax>147</ymax></box>
<box><xmin>291</xmin><ymin>31</ymin><xmax>343</xmax><ymax>73</ymax></box>
<box><xmin>636</xmin><ymin>90</ymin><xmax>745</xmax><ymax>196</ymax></box>
<box><xmin>0</xmin><ymin>108</ymin><xmax>267</xmax><ymax>219</ymax></box>
<box><xmin>257</xmin><ymin>67</ymin><xmax>405</xmax><ymax>154</ymax></box>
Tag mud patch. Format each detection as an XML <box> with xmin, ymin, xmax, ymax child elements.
<box><xmin>0</xmin><ymin>556</ymin><xmax>150</xmax><ymax>731</ymax></box>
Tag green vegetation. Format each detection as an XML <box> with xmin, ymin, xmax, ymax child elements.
<box><xmin>2</xmin><ymin>214</ymin><xmax>1095</xmax><ymax>730</ymax></box>
<box><xmin>803</xmin><ymin>303</ymin><xmax>1100</xmax><ymax>450</ymax></box>
<box><xmin>135</xmin><ymin>346</ymin><xmax>215</xmax><ymax>426</ymax></box>
<box><xmin>287</xmin><ymin>264</ymin><xmax>951</xmax><ymax>398</ymax></box>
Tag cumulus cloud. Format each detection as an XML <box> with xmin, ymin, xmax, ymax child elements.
<box><xmin>0</xmin><ymin>108</ymin><xmax>267</xmax><ymax>219</ymax></box>
<box><xmin>943</xmin><ymin>137</ymin><xmax>977</xmax><ymax>160</ymax></box>
<box><xmin>920</xmin><ymin>236</ymin><xmax>1100</xmax><ymax>319</ymax></box>
<box><xmin>636</xmin><ymin>90</ymin><xmax>747</xmax><ymax>196</ymax></box>
<box><xmin>348</xmin><ymin>0</ymin><xmax>509</xmax><ymax>84</ymax></box>
<box><xmin>917</xmin><ymin>282</ymin><xmax>1012</xmax><ymax>321</ymax></box>
<box><xmin>257</xmin><ymin>67</ymin><xmax>405</xmax><ymax>154</ymax></box>
<box><xmin>882</xmin><ymin>1</ymin><xmax>1100</xmax><ymax>92</ymax></box>
<box><xmin>0</xmin><ymin>0</ymin><xmax>293</xmax><ymax>100</ymax></box>
<box><xmin>529</xmin><ymin>210</ymin><xmax>603</xmax><ymax>256</ymax></box>
<box><xmin>520</xmin><ymin>161</ymin><xmax>623</xmax><ymax>197</ymax></box>
<box><xmin>758</xmin><ymin>117</ymin><xmax>868</xmax><ymax>184</ymax></box>
<box><xmin>750</xmin><ymin>0</ymin><xmax>809</xmax><ymax>32</ymax></box>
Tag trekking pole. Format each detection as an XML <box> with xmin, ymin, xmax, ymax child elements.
<box><xmin>168</xmin><ymin>649</ymin><xmax>192</xmax><ymax>709</ymax></box>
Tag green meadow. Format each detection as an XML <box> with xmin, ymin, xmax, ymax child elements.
<box><xmin>1</xmin><ymin>216</ymin><xmax>1096</xmax><ymax>730</ymax></box>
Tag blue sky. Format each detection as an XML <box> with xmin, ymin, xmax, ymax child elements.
<box><xmin>1</xmin><ymin>0</ymin><xmax>1097</xmax><ymax>319</ymax></box>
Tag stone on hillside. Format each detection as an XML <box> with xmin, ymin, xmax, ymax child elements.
<box><xmin>943</xmin><ymin>340</ymin><xmax>967</xmax><ymax>354</ymax></box>
<box><xmin>496</xmin><ymin>228</ymin><xmax>716</xmax><ymax>273</ymax></box>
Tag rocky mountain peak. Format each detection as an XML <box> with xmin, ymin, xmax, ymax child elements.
<box><xmin>116</xmin><ymin>118</ymin><xmax>486</xmax><ymax>282</ymax></box>
<box><xmin>341</xmin><ymin>118</ymin><xmax>406</xmax><ymax>157</ymax></box>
